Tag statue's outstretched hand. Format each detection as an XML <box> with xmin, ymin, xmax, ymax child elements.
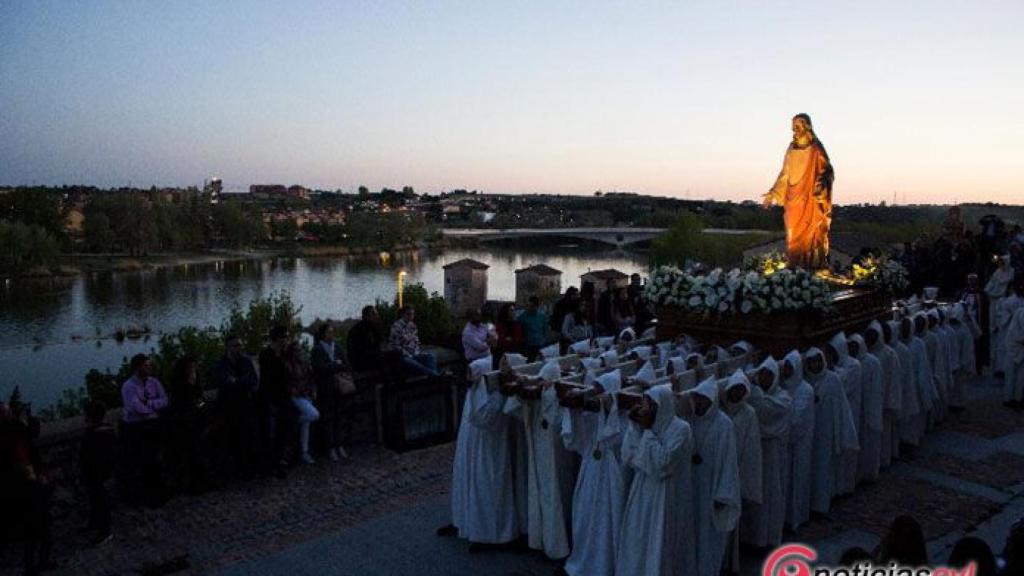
<box><xmin>761</xmin><ymin>194</ymin><xmax>774</xmax><ymax>210</ymax></box>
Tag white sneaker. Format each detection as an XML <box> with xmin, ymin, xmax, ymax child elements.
<box><xmin>328</xmin><ymin>448</ymin><xmax>339</xmax><ymax>462</ymax></box>
<box><xmin>301</xmin><ymin>453</ymin><xmax>316</xmax><ymax>465</ymax></box>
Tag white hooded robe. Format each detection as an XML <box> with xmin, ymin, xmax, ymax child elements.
<box><xmin>804</xmin><ymin>348</ymin><xmax>859</xmax><ymax>514</ymax></box>
<box><xmin>744</xmin><ymin>357</ymin><xmax>793</xmax><ymax>548</ymax></box>
<box><xmin>850</xmin><ymin>333</ymin><xmax>883</xmax><ymax>483</ymax></box>
<box><xmin>561</xmin><ymin>370</ymin><xmax>628</xmax><ymax>576</ymax></box>
<box><xmin>780</xmin><ymin>350</ymin><xmax>815</xmax><ymax>530</ymax></box>
<box><xmin>829</xmin><ymin>332</ymin><xmax>862</xmax><ymax>495</ymax></box>
<box><xmin>451</xmin><ymin>357</ymin><xmax>519</xmax><ymax>543</ymax></box>
<box><xmin>615</xmin><ymin>384</ymin><xmax>696</xmax><ymax>576</ymax></box>
<box><xmin>688</xmin><ymin>377</ymin><xmax>741</xmax><ymax>576</ymax></box>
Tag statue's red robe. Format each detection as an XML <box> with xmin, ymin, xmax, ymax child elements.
<box><xmin>766</xmin><ymin>139</ymin><xmax>834</xmax><ymax>269</ymax></box>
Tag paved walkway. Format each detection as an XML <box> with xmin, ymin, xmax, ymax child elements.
<box><xmin>3</xmin><ymin>375</ymin><xmax>1022</xmax><ymax>575</ymax></box>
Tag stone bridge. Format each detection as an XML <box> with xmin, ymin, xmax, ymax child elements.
<box><xmin>441</xmin><ymin>227</ymin><xmax>667</xmax><ymax>247</ymax></box>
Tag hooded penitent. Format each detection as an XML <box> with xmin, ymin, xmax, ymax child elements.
<box><xmin>635</xmin><ymin>361</ymin><xmax>657</xmax><ymax>386</ymax></box>
<box><xmin>688</xmin><ymin>376</ymin><xmax>741</xmax><ymax>576</ymax></box>
<box><xmin>615</xmin><ymin>384</ymin><xmax>696</xmax><ymax>576</ymax></box>
<box><xmin>521</xmin><ymin>360</ymin><xmax>574</xmax><ymax>559</ymax></box>
<box><xmin>904</xmin><ymin>313</ymin><xmax>936</xmax><ymax>445</ymax></box>
<box><xmin>781</xmin><ymin>349</ymin><xmax>815</xmax><ymax>530</ymax></box>
<box><xmin>1005</xmin><ymin>307</ymin><xmax>1024</xmax><ymax>403</ymax></box>
<box><xmin>743</xmin><ymin>356</ymin><xmax>793</xmax><ymax>548</ymax></box>
<box><xmin>451</xmin><ymin>356</ymin><xmax>518</xmax><ymax>543</ymax></box>
<box><xmin>828</xmin><ymin>331</ymin><xmax>862</xmax><ymax>496</ymax></box>
<box><xmin>560</xmin><ymin>369</ymin><xmax>626</xmax><ymax>576</ymax></box>
<box><xmin>722</xmin><ymin>369</ymin><xmax>763</xmax><ymax>506</ymax></box>
<box><xmin>850</xmin><ymin>332</ymin><xmax>883</xmax><ymax>483</ymax></box>
<box><xmin>803</xmin><ymin>347</ymin><xmax>859</xmax><ymax>515</ymax></box>
<box><xmin>867</xmin><ymin>320</ymin><xmax>903</xmax><ymax>468</ymax></box>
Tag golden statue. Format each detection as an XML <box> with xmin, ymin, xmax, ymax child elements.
<box><xmin>762</xmin><ymin>113</ymin><xmax>834</xmax><ymax>270</ymax></box>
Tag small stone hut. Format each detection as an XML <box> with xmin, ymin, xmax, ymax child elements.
<box><xmin>443</xmin><ymin>258</ymin><xmax>489</xmax><ymax>318</ymax></box>
<box><xmin>514</xmin><ymin>264</ymin><xmax>562</xmax><ymax>306</ymax></box>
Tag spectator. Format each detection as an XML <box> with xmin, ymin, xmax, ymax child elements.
<box><xmin>258</xmin><ymin>326</ymin><xmax>293</xmax><ymax>478</ymax></box>
<box><xmin>549</xmin><ymin>286</ymin><xmax>579</xmax><ymax>335</ymax></box>
<box><xmin>948</xmin><ymin>536</ymin><xmax>998</xmax><ymax>576</ymax></box>
<box><xmin>79</xmin><ymin>400</ymin><xmax>114</xmax><ymax>545</ymax></box>
<box><xmin>495</xmin><ymin>303</ymin><xmax>523</xmax><ymax>360</ymax></box>
<box><xmin>1002</xmin><ymin>518</ymin><xmax>1024</xmax><ymax>576</ymax></box>
<box><xmin>285</xmin><ymin>341</ymin><xmax>319</xmax><ymax>464</ymax></box>
<box><xmin>1</xmin><ymin>400</ymin><xmax>54</xmax><ymax>573</ymax></box>
<box><xmin>612</xmin><ymin>287</ymin><xmax>636</xmax><ymax>333</ymax></box>
<box><xmin>518</xmin><ymin>296</ymin><xmax>549</xmax><ymax>361</ymax></box>
<box><xmin>347</xmin><ymin>305</ymin><xmax>387</xmax><ymax>373</ymax></box>
<box><xmin>311</xmin><ymin>323</ymin><xmax>352</xmax><ymax>462</ymax></box>
<box><xmin>214</xmin><ymin>334</ymin><xmax>259</xmax><ymax>477</ymax></box>
<box><xmin>461</xmin><ymin>308</ymin><xmax>493</xmax><ymax>363</ymax></box>
<box><xmin>876</xmin><ymin>515</ymin><xmax>928</xmax><ymax>566</ymax></box>
<box><xmin>121</xmin><ymin>353</ymin><xmax>168</xmax><ymax>507</ymax></box>
<box><xmin>959</xmin><ymin>273</ymin><xmax>990</xmax><ymax>375</ymax></box>
<box><xmin>389</xmin><ymin>306</ymin><xmax>439</xmax><ymax>377</ymax></box>
<box><xmin>561</xmin><ymin>299</ymin><xmax>594</xmax><ymax>345</ymax></box>
<box><xmin>167</xmin><ymin>355</ymin><xmax>208</xmax><ymax>494</ymax></box>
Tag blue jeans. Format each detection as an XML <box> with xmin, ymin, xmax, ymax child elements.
<box><xmin>401</xmin><ymin>352</ymin><xmax>439</xmax><ymax>377</ymax></box>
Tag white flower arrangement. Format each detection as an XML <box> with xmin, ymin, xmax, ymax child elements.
<box><xmin>645</xmin><ymin>264</ymin><xmax>833</xmax><ymax>317</ymax></box>
<box><xmin>851</xmin><ymin>255</ymin><xmax>910</xmax><ymax>294</ymax></box>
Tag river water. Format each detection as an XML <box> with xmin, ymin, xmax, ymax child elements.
<box><xmin>0</xmin><ymin>246</ymin><xmax>648</xmax><ymax>409</ymax></box>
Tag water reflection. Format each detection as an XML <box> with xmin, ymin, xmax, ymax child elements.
<box><xmin>0</xmin><ymin>246</ymin><xmax>648</xmax><ymax>408</ymax></box>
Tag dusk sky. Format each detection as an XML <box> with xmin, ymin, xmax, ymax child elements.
<box><xmin>2</xmin><ymin>1</ymin><xmax>1022</xmax><ymax>204</ymax></box>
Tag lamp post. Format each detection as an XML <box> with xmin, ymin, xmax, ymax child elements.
<box><xmin>397</xmin><ymin>270</ymin><xmax>408</xmax><ymax>308</ymax></box>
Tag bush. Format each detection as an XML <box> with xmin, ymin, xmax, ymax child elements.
<box><xmin>375</xmin><ymin>283</ymin><xmax>454</xmax><ymax>346</ymax></box>
<box><xmin>221</xmin><ymin>291</ymin><xmax>303</xmax><ymax>355</ymax></box>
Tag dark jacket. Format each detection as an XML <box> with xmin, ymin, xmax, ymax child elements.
<box><xmin>79</xmin><ymin>424</ymin><xmax>115</xmax><ymax>486</ymax></box>
<box><xmin>310</xmin><ymin>341</ymin><xmax>349</xmax><ymax>389</ymax></box>
<box><xmin>214</xmin><ymin>354</ymin><xmax>258</xmax><ymax>402</ymax></box>
<box><xmin>258</xmin><ymin>348</ymin><xmax>290</xmax><ymax>406</ymax></box>
<box><xmin>346</xmin><ymin>320</ymin><xmax>384</xmax><ymax>372</ymax></box>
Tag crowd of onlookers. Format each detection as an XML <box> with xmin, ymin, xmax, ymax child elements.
<box><xmin>840</xmin><ymin>514</ymin><xmax>1023</xmax><ymax>576</ymax></box>
<box><xmin>0</xmin><ymin>301</ymin><xmax>456</xmax><ymax>575</ymax></box>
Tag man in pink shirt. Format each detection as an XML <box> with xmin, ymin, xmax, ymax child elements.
<box><xmin>121</xmin><ymin>354</ymin><xmax>168</xmax><ymax>507</ymax></box>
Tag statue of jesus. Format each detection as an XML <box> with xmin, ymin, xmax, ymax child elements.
<box><xmin>762</xmin><ymin>113</ymin><xmax>834</xmax><ymax>270</ymax></box>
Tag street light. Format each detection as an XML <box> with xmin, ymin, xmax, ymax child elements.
<box><xmin>397</xmin><ymin>270</ymin><xmax>408</xmax><ymax>308</ymax></box>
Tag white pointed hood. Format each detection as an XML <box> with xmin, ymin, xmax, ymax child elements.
<box><xmin>501</xmin><ymin>353</ymin><xmax>527</xmax><ymax>370</ymax></box>
<box><xmin>538</xmin><ymin>360</ymin><xmax>561</xmax><ymax>383</ymax></box>
<box><xmin>647</xmin><ymin>384</ymin><xmax>678</xmax><ymax>435</ymax></box>
<box><xmin>667</xmin><ymin>356</ymin><xmax>688</xmax><ymax>376</ymax></box>
<box><xmin>828</xmin><ymin>332</ymin><xmax>850</xmax><ymax>364</ymax></box>
<box><xmin>756</xmin><ymin>355</ymin><xmax>781</xmax><ymax>393</ymax></box>
<box><xmin>803</xmin><ymin>347</ymin><xmax>827</xmax><ymax>382</ymax></box>
<box><xmin>693</xmin><ymin>375</ymin><xmax>719</xmax><ymax>405</ymax></box>
<box><xmin>595</xmin><ymin>369</ymin><xmax>622</xmax><ymax>394</ymax></box>
<box><xmin>599</xmin><ymin>349</ymin><xmax>619</xmax><ymax>367</ymax></box>
<box><xmin>782</xmin><ymin>349</ymin><xmax>804</xmax><ymax>392</ymax></box>
<box><xmin>848</xmin><ymin>333</ymin><xmax>868</xmax><ymax>362</ymax></box>
<box><xmin>635</xmin><ymin>360</ymin><xmax>657</xmax><ymax>385</ymax></box>
<box><xmin>570</xmin><ymin>339</ymin><xmax>592</xmax><ymax>355</ymax></box>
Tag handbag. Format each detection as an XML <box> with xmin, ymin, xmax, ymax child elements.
<box><xmin>334</xmin><ymin>372</ymin><xmax>357</xmax><ymax>396</ymax></box>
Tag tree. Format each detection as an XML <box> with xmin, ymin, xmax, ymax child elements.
<box><xmin>82</xmin><ymin>211</ymin><xmax>116</xmax><ymax>253</ymax></box>
<box><xmin>0</xmin><ymin>188</ymin><xmax>68</xmax><ymax>245</ymax></box>
<box><xmin>358</xmin><ymin>186</ymin><xmax>369</xmax><ymax>197</ymax></box>
<box><xmin>0</xmin><ymin>220</ymin><xmax>59</xmax><ymax>273</ymax></box>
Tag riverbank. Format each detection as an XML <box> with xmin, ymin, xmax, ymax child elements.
<box><xmin>3</xmin><ymin>241</ymin><xmax>448</xmax><ymax>279</ymax></box>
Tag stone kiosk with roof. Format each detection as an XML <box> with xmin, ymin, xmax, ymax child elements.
<box><xmin>514</xmin><ymin>264</ymin><xmax>562</xmax><ymax>306</ymax></box>
<box><xmin>443</xmin><ymin>258</ymin><xmax>489</xmax><ymax>318</ymax></box>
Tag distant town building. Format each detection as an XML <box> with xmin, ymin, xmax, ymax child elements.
<box><xmin>249</xmin><ymin>184</ymin><xmax>310</xmax><ymax>200</ymax></box>
<box><xmin>515</xmin><ymin>264</ymin><xmax>562</xmax><ymax>306</ymax></box>
<box><xmin>581</xmin><ymin>268</ymin><xmax>629</xmax><ymax>291</ymax></box>
<box><xmin>443</xmin><ymin>258</ymin><xmax>489</xmax><ymax>318</ymax></box>
<box><xmin>205</xmin><ymin>177</ymin><xmax>223</xmax><ymax>204</ymax></box>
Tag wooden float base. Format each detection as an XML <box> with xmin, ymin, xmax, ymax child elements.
<box><xmin>655</xmin><ymin>288</ymin><xmax>892</xmax><ymax>358</ymax></box>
